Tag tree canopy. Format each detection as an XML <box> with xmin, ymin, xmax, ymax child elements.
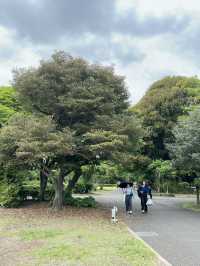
<box><xmin>168</xmin><ymin>108</ymin><xmax>200</xmax><ymax>203</ymax></box>
<box><xmin>132</xmin><ymin>76</ymin><xmax>200</xmax><ymax>159</ymax></box>
<box><xmin>0</xmin><ymin>51</ymin><xmax>142</xmax><ymax>209</ymax></box>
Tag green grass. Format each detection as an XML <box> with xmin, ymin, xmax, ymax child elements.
<box><xmin>37</xmin><ymin>243</ymin><xmax>89</xmax><ymax>261</ymax></box>
<box><xmin>20</xmin><ymin>229</ymin><xmax>63</xmax><ymax>241</ymax></box>
<box><xmin>182</xmin><ymin>202</ymin><xmax>200</xmax><ymax>212</ymax></box>
<box><xmin>0</xmin><ymin>206</ymin><xmax>156</xmax><ymax>266</ymax></box>
<box><xmin>96</xmin><ymin>185</ymin><xmax>116</xmax><ymax>191</ymax></box>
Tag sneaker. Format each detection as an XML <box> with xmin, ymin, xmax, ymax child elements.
<box><xmin>129</xmin><ymin>211</ymin><xmax>133</xmax><ymax>214</ymax></box>
<box><xmin>142</xmin><ymin>210</ymin><xmax>145</xmax><ymax>213</ymax></box>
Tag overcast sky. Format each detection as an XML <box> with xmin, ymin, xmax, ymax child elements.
<box><xmin>0</xmin><ymin>0</ymin><xmax>200</xmax><ymax>103</ymax></box>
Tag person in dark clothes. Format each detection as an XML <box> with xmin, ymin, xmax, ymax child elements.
<box><xmin>137</xmin><ymin>181</ymin><xmax>152</xmax><ymax>213</ymax></box>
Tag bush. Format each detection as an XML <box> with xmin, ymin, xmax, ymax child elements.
<box><xmin>21</xmin><ymin>180</ymin><xmax>40</xmax><ymax>200</ymax></box>
<box><xmin>73</xmin><ymin>183</ymin><xmax>93</xmax><ymax>194</ymax></box>
<box><xmin>166</xmin><ymin>181</ymin><xmax>193</xmax><ymax>194</ymax></box>
<box><xmin>21</xmin><ymin>180</ymin><xmax>54</xmax><ymax>201</ymax></box>
<box><xmin>64</xmin><ymin>196</ymin><xmax>96</xmax><ymax>208</ymax></box>
<box><xmin>0</xmin><ymin>182</ymin><xmax>23</xmax><ymax>208</ymax></box>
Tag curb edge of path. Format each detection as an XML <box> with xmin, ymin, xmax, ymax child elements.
<box><xmin>127</xmin><ymin>227</ymin><xmax>172</xmax><ymax>266</ymax></box>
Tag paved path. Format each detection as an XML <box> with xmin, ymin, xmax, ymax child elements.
<box><xmin>95</xmin><ymin>190</ymin><xmax>200</xmax><ymax>266</ymax></box>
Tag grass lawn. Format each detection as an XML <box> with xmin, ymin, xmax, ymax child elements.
<box><xmin>0</xmin><ymin>203</ymin><xmax>156</xmax><ymax>266</ymax></box>
<box><xmin>96</xmin><ymin>185</ymin><xmax>117</xmax><ymax>192</ymax></box>
<box><xmin>182</xmin><ymin>202</ymin><xmax>200</xmax><ymax>212</ymax></box>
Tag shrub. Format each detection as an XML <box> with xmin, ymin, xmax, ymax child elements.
<box><xmin>64</xmin><ymin>196</ymin><xmax>96</xmax><ymax>208</ymax></box>
<box><xmin>0</xmin><ymin>182</ymin><xmax>23</xmax><ymax>208</ymax></box>
<box><xmin>21</xmin><ymin>180</ymin><xmax>54</xmax><ymax>201</ymax></box>
<box><xmin>21</xmin><ymin>180</ymin><xmax>40</xmax><ymax>200</ymax></box>
<box><xmin>73</xmin><ymin>183</ymin><xmax>93</xmax><ymax>194</ymax></box>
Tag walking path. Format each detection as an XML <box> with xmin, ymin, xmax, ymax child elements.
<box><xmin>95</xmin><ymin>190</ymin><xmax>200</xmax><ymax>266</ymax></box>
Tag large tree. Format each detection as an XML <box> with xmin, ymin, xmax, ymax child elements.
<box><xmin>0</xmin><ymin>113</ymin><xmax>73</xmax><ymax>207</ymax></box>
<box><xmin>132</xmin><ymin>76</ymin><xmax>200</xmax><ymax>159</ymax></box>
<box><xmin>13</xmin><ymin>51</ymin><xmax>140</xmax><ymax>209</ymax></box>
<box><xmin>168</xmin><ymin>108</ymin><xmax>200</xmax><ymax>204</ymax></box>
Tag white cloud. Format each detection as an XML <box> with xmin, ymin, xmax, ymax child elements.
<box><xmin>0</xmin><ymin>0</ymin><xmax>199</xmax><ymax>105</ymax></box>
<box><xmin>116</xmin><ymin>32</ymin><xmax>200</xmax><ymax>103</ymax></box>
<box><xmin>117</xmin><ymin>0</ymin><xmax>200</xmax><ymax>17</ymax></box>
<box><xmin>0</xmin><ymin>26</ymin><xmax>40</xmax><ymax>86</ymax></box>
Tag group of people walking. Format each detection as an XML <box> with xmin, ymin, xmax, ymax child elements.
<box><xmin>121</xmin><ymin>181</ymin><xmax>152</xmax><ymax>214</ymax></box>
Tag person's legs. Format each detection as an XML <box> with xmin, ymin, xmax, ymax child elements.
<box><xmin>141</xmin><ymin>196</ymin><xmax>145</xmax><ymax>211</ymax></box>
<box><xmin>125</xmin><ymin>195</ymin><xmax>129</xmax><ymax>212</ymax></box>
<box><xmin>128</xmin><ymin>196</ymin><xmax>132</xmax><ymax>213</ymax></box>
<box><xmin>144</xmin><ymin>195</ymin><xmax>148</xmax><ymax>212</ymax></box>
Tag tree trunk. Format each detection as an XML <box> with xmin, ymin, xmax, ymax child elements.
<box><xmin>39</xmin><ymin>170</ymin><xmax>48</xmax><ymax>201</ymax></box>
<box><xmin>166</xmin><ymin>182</ymin><xmax>169</xmax><ymax>194</ymax></box>
<box><xmin>157</xmin><ymin>173</ymin><xmax>161</xmax><ymax>193</ymax></box>
<box><xmin>52</xmin><ymin>169</ymin><xmax>65</xmax><ymax>210</ymax></box>
<box><xmin>196</xmin><ymin>186</ymin><xmax>200</xmax><ymax>205</ymax></box>
<box><xmin>65</xmin><ymin>167</ymin><xmax>82</xmax><ymax>198</ymax></box>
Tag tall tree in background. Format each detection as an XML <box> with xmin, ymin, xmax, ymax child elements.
<box><xmin>168</xmin><ymin>108</ymin><xmax>200</xmax><ymax>204</ymax></box>
<box><xmin>132</xmin><ymin>76</ymin><xmax>200</xmax><ymax>160</ymax></box>
<box><xmin>148</xmin><ymin>160</ymin><xmax>173</xmax><ymax>193</ymax></box>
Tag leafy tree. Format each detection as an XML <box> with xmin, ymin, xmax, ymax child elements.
<box><xmin>148</xmin><ymin>160</ymin><xmax>173</xmax><ymax>193</ymax></box>
<box><xmin>0</xmin><ymin>86</ymin><xmax>21</xmax><ymax>126</ymax></box>
<box><xmin>0</xmin><ymin>113</ymin><xmax>73</xmax><ymax>206</ymax></box>
<box><xmin>12</xmin><ymin>51</ymin><xmax>141</xmax><ymax>209</ymax></box>
<box><xmin>132</xmin><ymin>76</ymin><xmax>200</xmax><ymax>159</ymax></box>
<box><xmin>168</xmin><ymin>108</ymin><xmax>200</xmax><ymax>204</ymax></box>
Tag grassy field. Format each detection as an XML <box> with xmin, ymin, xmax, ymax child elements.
<box><xmin>182</xmin><ymin>202</ymin><xmax>200</xmax><ymax>212</ymax></box>
<box><xmin>96</xmin><ymin>185</ymin><xmax>117</xmax><ymax>191</ymax></box>
<box><xmin>0</xmin><ymin>203</ymin><xmax>156</xmax><ymax>266</ymax></box>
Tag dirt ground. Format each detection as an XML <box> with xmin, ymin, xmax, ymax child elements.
<box><xmin>0</xmin><ymin>202</ymin><xmax>110</xmax><ymax>266</ymax></box>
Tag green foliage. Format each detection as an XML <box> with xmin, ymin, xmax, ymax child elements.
<box><xmin>149</xmin><ymin>159</ymin><xmax>174</xmax><ymax>192</ymax></box>
<box><xmin>73</xmin><ymin>182</ymin><xmax>93</xmax><ymax>194</ymax></box>
<box><xmin>21</xmin><ymin>179</ymin><xmax>54</xmax><ymax>200</ymax></box>
<box><xmin>93</xmin><ymin>162</ymin><xmax>121</xmax><ymax>184</ymax></box>
<box><xmin>11</xmin><ymin>51</ymin><xmax>143</xmax><ymax>209</ymax></box>
<box><xmin>0</xmin><ymin>104</ymin><xmax>16</xmax><ymax>124</ymax></box>
<box><xmin>12</xmin><ymin>52</ymin><xmax>139</xmax><ymax>167</ymax></box>
<box><xmin>149</xmin><ymin>160</ymin><xmax>173</xmax><ymax>177</ymax></box>
<box><xmin>132</xmin><ymin>76</ymin><xmax>200</xmax><ymax>159</ymax></box>
<box><xmin>0</xmin><ymin>87</ymin><xmax>19</xmax><ymax>109</ymax></box>
<box><xmin>13</xmin><ymin>51</ymin><xmax>129</xmax><ymax>129</ymax></box>
<box><xmin>169</xmin><ymin>107</ymin><xmax>200</xmax><ymax>175</ymax></box>
<box><xmin>0</xmin><ymin>113</ymin><xmax>73</xmax><ymax>166</ymax></box>
<box><xmin>0</xmin><ymin>181</ymin><xmax>22</xmax><ymax>207</ymax></box>
<box><xmin>64</xmin><ymin>196</ymin><xmax>96</xmax><ymax>208</ymax></box>
<box><xmin>0</xmin><ymin>86</ymin><xmax>22</xmax><ymax>126</ymax></box>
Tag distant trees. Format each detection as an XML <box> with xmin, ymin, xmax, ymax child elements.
<box><xmin>130</xmin><ymin>76</ymin><xmax>200</xmax><ymax>193</ymax></box>
<box><xmin>132</xmin><ymin>76</ymin><xmax>200</xmax><ymax>160</ymax></box>
<box><xmin>149</xmin><ymin>160</ymin><xmax>173</xmax><ymax>193</ymax></box>
<box><xmin>168</xmin><ymin>108</ymin><xmax>200</xmax><ymax>204</ymax></box>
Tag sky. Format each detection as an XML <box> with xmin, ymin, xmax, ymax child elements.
<box><xmin>0</xmin><ymin>0</ymin><xmax>200</xmax><ymax>104</ymax></box>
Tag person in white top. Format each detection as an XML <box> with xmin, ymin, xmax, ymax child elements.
<box><xmin>124</xmin><ymin>184</ymin><xmax>134</xmax><ymax>214</ymax></box>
